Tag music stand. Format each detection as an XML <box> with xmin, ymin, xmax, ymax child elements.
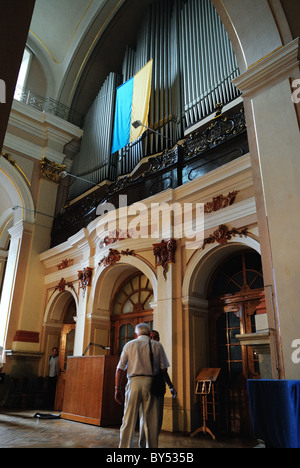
<box><xmin>190</xmin><ymin>368</ymin><xmax>220</xmax><ymax>440</ymax></box>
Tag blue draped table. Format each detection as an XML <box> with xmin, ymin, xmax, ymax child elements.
<box><xmin>247</xmin><ymin>379</ymin><xmax>300</xmax><ymax>448</ymax></box>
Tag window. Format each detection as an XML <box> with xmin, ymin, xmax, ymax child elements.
<box><xmin>110</xmin><ymin>273</ymin><xmax>153</xmax><ymax>355</ymax></box>
<box><xmin>14</xmin><ymin>48</ymin><xmax>32</xmax><ymax>101</ymax></box>
<box><xmin>209</xmin><ymin>251</ymin><xmax>264</xmax><ymax>297</ymax></box>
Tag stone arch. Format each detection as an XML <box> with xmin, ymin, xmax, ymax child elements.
<box><xmin>183</xmin><ymin>237</ymin><xmax>261</xmax><ymax>300</ymax></box>
<box><xmin>0</xmin><ymin>157</ymin><xmax>36</xmax><ymax>347</ymax></box>
<box><xmin>0</xmin><ymin>156</ymin><xmax>35</xmax><ymax>228</ymax></box>
<box><xmin>43</xmin><ymin>288</ymin><xmax>79</xmax><ymax>324</ymax></box>
<box><xmin>91</xmin><ymin>255</ymin><xmax>158</xmax><ymax>316</ymax></box>
<box><xmin>211</xmin><ymin>0</ymin><xmax>283</xmax><ymax>71</ymax></box>
<box><xmin>83</xmin><ymin>256</ymin><xmax>157</xmax><ymax>354</ymax></box>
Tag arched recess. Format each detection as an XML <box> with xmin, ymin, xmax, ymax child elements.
<box><xmin>43</xmin><ymin>288</ymin><xmax>79</xmax><ymax>325</ymax></box>
<box><xmin>0</xmin><ymin>157</ymin><xmax>35</xmax><ymax>347</ymax></box>
<box><xmin>182</xmin><ymin>237</ymin><xmax>262</xmax><ymax>433</ymax></box>
<box><xmin>42</xmin><ymin>289</ymin><xmax>78</xmax><ymax>410</ymax></box>
<box><xmin>183</xmin><ymin>237</ymin><xmax>261</xmax><ymax>300</ymax></box>
<box><xmin>0</xmin><ymin>156</ymin><xmax>35</xmax><ymax>227</ymax></box>
<box><xmin>86</xmin><ymin>256</ymin><xmax>157</xmax><ymax>354</ymax></box>
<box><xmin>91</xmin><ymin>256</ymin><xmax>157</xmax><ymax>313</ymax></box>
<box><xmin>42</xmin><ymin>288</ymin><xmax>78</xmax><ymax>373</ymax></box>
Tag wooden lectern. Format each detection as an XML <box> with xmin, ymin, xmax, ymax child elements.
<box><xmin>61</xmin><ymin>355</ymin><xmax>123</xmax><ymax>426</ymax></box>
<box><xmin>190</xmin><ymin>368</ymin><xmax>220</xmax><ymax>440</ymax></box>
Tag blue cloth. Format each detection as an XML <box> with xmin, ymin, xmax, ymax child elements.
<box><xmin>111</xmin><ymin>77</ymin><xmax>134</xmax><ymax>154</ymax></box>
<box><xmin>247</xmin><ymin>379</ymin><xmax>300</xmax><ymax>448</ymax></box>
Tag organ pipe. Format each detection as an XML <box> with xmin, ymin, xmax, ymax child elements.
<box><xmin>70</xmin><ymin>0</ymin><xmax>240</xmax><ymax>198</ymax></box>
<box><xmin>69</xmin><ymin>72</ymin><xmax>120</xmax><ymax>198</ymax></box>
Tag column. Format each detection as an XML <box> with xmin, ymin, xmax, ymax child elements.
<box><xmin>233</xmin><ymin>39</ymin><xmax>300</xmax><ymax>378</ymax></box>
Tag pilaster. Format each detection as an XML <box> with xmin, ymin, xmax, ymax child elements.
<box><xmin>233</xmin><ymin>38</ymin><xmax>300</xmax><ymax>379</ymax></box>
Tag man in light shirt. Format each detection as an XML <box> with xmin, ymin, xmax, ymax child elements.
<box><xmin>114</xmin><ymin>323</ymin><xmax>170</xmax><ymax>448</ymax></box>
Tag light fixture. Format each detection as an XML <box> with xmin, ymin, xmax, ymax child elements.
<box><xmin>12</xmin><ymin>205</ymin><xmax>55</xmax><ymax>219</ymax></box>
<box><xmin>131</xmin><ymin>120</ymin><xmax>181</xmax><ymax>147</ymax></box>
<box><xmin>60</xmin><ymin>171</ymin><xmax>101</xmax><ymax>187</ymax></box>
<box><xmin>132</xmin><ymin>120</ymin><xmax>143</xmax><ymax>129</ymax></box>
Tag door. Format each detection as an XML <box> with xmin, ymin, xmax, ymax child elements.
<box><xmin>54</xmin><ymin>324</ymin><xmax>76</xmax><ymax>411</ymax></box>
<box><xmin>208</xmin><ymin>250</ymin><xmax>264</xmax><ymax>435</ymax></box>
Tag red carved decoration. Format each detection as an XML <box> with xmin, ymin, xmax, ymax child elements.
<box><xmin>54</xmin><ymin>278</ymin><xmax>75</xmax><ymax>293</ymax></box>
<box><xmin>204</xmin><ymin>191</ymin><xmax>239</xmax><ymax>213</ymax></box>
<box><xmin>153</xmin><ymin>239</ymin><xmax>177</xmax><ymax>280</ymax></box>
<box><xmin>99</xmin><ymin>249</ymin><xmax>136</xmax><ymax>268</ymax></box>
<box><xmin>57</xmin><ymin>259</ymin><xmax>74</xmax><ymax>270</ymax></box>
<box><xmin>78</xmin><ymin>267</ymin><xmax>93</xmax><ymax>291</ymax></box>
<box><xmin>202</xmin><ymin>225</ymin><xmax>248</xmax><ymax>249</ymax></box>
<box><xmin>99</xmin><ymin>229</ymin><xmax>133</xmax><ymax>248</ymax></box>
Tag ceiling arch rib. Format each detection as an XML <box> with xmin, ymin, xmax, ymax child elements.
<box><xmin>27</xmin><ymin>0</ymin><xmax>125</xmax><ymax>103</ymax></box>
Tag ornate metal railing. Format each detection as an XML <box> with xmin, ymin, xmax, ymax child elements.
<box><xmin>14</xmin><ymin>86</ymin><xmax>82</xmax><ymax>125</ymax></box>
<box><xmin>51</xmin><ymin>106</ymin><xmax>248</xmax><ymax>246</ymax></box>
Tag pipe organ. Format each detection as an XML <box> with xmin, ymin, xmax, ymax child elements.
<box><xmin>69</xmin><ymin>0</ymin><xmax>240</xmax><ymax>199</ymax></box>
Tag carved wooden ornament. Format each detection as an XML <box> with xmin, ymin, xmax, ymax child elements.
<box><xmin>202</xmin><ymin>225</ymin><xmax>248</xmax><ymax>249</ymax></box>
<box><xmin>99</xmin><ymin>248</ymin><xmax>136</xmax><ymax>268</ymax></box>
<box><xmin>153</xmin><ymin>239</ymin><xmax>176</xmax><ymax>280</ymax></box>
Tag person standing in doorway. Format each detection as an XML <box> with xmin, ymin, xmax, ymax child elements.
<box><xmin>48</xmin><ymin>347</ymin><xmax>59</xmax><ymax>409</ymax></box>
<box><xmin>114</xmin><ymin>323</ymin><xmax>170</xmax><ymax>448</ymax></box>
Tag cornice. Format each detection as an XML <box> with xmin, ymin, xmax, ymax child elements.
<box><xmin>182</xmin><ymin>296</ymin><xmax>208</xmax><ymax>309</ymax></box>
<box><xmin>233</xmin><ymin>38</ymin><xmax>300</xmax><ymax>97</ymax></box>
<box><xmin>4</xmin><ymin>101</ymin><xmax>83</xmax><ymax>164</ymax></box>
<box><xmin>204</xmin><ymin>197</ymin><xmax>257</xmax><ymax>230</ymax></box>
<box><xmin>11</xmin><ymin>100</ymin><xmax>83</xmax><ymax>139</ymax></box>
<box><xmin>8</xmin><ymin>220</ymin><xmax>34</xmax><ymax>239</ymax></box>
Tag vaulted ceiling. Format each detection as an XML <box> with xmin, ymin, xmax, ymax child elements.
<box><xmin>27</xmin><ymin>0</ymin><xmax>154</xmax><ymax>118</ymax></box>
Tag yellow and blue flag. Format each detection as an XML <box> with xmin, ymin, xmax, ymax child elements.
<box><xmin>111</xmin><ymin>59</ymin><xmax>153</xmax><ymax>153</ymax></box>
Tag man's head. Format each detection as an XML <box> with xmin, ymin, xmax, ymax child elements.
<box><xmin>51</xmin><ymin>347</ymin><xmax>59</xmax><ymax>356</ymax></box>
<box><xmin>135</xmin><ymin>323</ymin><xmax>150</xmax><ymax>337</ymax></box>
<box><xmin>150</xmin><ymin>330</ymin><xmax>160</xmax><ymax>341</ymax></box>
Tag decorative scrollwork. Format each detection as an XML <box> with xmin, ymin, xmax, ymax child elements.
<box><xmin>184</xmin><ymin>108</ymin><xmax>246</xmax><ymax>159</ymax></box>
<box><xmin>99</xmin><ymin>229</ymin><xmax>133</xmax><ymax>248</ymax></box>
<box><xmin>99</xmin><ymin>248</ymin><xmax>136</xmax><ymax>268</ymax></box>
<box><xmin>57</xmin><ymin>259</ymin><xmax>74</xmax><ymax>270</ymax></box>
<box><xmin>204</xmin><ymin>191</ymin><xmax>239</xmax><ymax>213</ymax></box>
<box><xmin>153</xmin><ymin>239</ymin><xmax>177</xmax><ymax>280</ymax></box>
<box><xmin>40</xmin><ymin>157</ymin><xmax>66</xmax><ymax>183</ymax></box>
<box><xmin>54</xmin><ymin>278</ymin><xmax>76</xmax><ymax>293</ymax></box>
<box><xmin>78</xmin><ymin>267</ymin><xmax>93</xmax><ymax>292</ymax></box>
<box><xmin>202</xmin><ymin>224</ymin><xmax>248</xmax><ymax>249</ymax></box>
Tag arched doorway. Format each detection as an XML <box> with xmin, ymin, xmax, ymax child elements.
<box><xmin>208</xmin><ymin>249</ymin><xmax>264</xmax><ymax>435</ymax></box>
<box><xmin>54</xmin><ymin>294</ymin><xmax>76</xmax><ymax>410</ymax></box>
<box><xmin>110</xmin><ymin>272</ymin><xmax>154</xmax><ymax>355</ymax></box>
<box><xmin>43</xmin><ymin>290</ymin><xmax>77</xmax><ymax>411</ymax></box>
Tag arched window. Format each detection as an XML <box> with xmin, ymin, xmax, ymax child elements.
<box><xmin>209</xmin><ymin>250</ymin><xmax>264</xmax><ymax>297</ymax></box>
<box><xmin>110</xmin><ymin>273</ymin><xmax>153</xmax><ymax>355</ymax></box>
<box><xmin>14</xmin><ymin>47</ymin><xmax>32</xmax><ymax>101</ymax></box>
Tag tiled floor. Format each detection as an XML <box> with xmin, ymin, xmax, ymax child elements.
<box><xmin>0</xmin><ymin>409</ymin><xmax>256</xmax><ymax>449</ymax></box>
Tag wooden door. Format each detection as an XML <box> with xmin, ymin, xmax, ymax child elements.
<box><xmin>54</xmin><ymin>324</ymin><xmax>75</xmax><ymax>411</ymax></box>
<box><xmin>208</xmin><ymin>250</ymin><xmax>264</xmax><ymax>435</ymax></box>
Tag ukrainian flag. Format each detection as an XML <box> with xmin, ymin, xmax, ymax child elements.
<box><xmin>111</xmin><ymin>59</ymin><xmax>153</xmax><ymax>154</ymax></box>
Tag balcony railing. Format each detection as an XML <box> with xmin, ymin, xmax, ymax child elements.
<box><xmin>14</xmin><ymin>86</ymin><xmax>82</xmax><ymax>125</ymax></box>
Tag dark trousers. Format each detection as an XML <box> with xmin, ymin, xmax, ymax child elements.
<box><xmin>47</xmin><ymin>376</ymin><xmax>57</xmax><ymax>409</ymax></box>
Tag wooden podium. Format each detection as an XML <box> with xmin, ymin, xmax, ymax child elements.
<box><xmin>61</xmin><ymin>355</ymin><xmax>123</xmax><ymax>426</ymax></box>
<box><xmin>190</xmin><ymin>368</ymin><xmax>220</xmax><ymax>440</ymax></box>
